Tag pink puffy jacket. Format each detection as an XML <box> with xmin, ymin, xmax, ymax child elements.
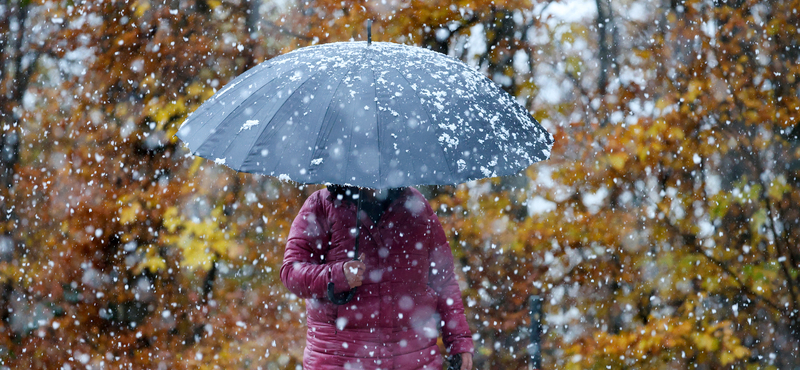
<box><xmin>280</xmin><ymin>187</ymin><xmax>474</xmax><ymax>369</ymax></box>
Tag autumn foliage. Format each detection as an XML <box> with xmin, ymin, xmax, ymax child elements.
<box><xmin>1</xmin><ymin>0</ymin><xmax>799</xmax><ymax>368</ymax></box>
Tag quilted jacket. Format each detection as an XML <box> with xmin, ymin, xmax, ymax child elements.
<box><xmin>280</xmin><ymin>187</ymin><xmax>473</xmax><ymax>369</ymax></box>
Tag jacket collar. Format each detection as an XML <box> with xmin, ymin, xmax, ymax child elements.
<box><xmin>327</xmin><ymin>187</ymin><xmax>414</xmax><ymax>246</ymax></box>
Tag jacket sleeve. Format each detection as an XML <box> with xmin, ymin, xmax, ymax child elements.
<box><xmin>280</xmin><ymin>192</ymin><xmax>351</xmax><ymax>299</ymax></box>
<box><xmin>427</xmin><ymin>208</ymin><xmax>474</xmax><ymax>355</ymax></box>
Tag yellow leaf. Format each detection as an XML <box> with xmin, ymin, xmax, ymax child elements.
<box><xmin>186</xmin><ymin>82</ymin><xmax>207</xmax><ymax>98</ymax></box>
<box><xmin>767</xmin><ymin>175</ymin><xmax>790</xmax><ymax>200</ymax></box>
<box><xmin>148</xmin><ymin>98</ymin><xmax>186</xmax><ymax>131</ymax></box>
<box><xmin>119</xmin><ymin>201</ymin><xmax>142</xmax><ymax>225</ymax></box>
<box><xmin>163</xmin><ymin>207</ymin><xmax>181</xmax><ymax>232</ymax></box>
<box><xmin>685</xmin><ymin>80</ymin><xmax>704</xmax><ymax>102</ymax></box>
<box><xmin>133</xmin><ymin>0</ymin><xmax>151</xmax><ymax>18</ymax></box>
<box><xmin>180</xmin><ymin>237</ymin><xmax>214</xmax><ymax>270</ymax></box>
<box><xmin>655</xmin><ymin>99</ymin><xmax>671</xmax><ymax>110</ymax></box>
<box><xmin>692</xmin><ymin>332</ymin><xmax>719</xmax><ymax>351</ymax></box>
<box><xmin>189</xmin><ymin>157</ymin><xmax>204</xmax><ymax>176</ymax></box>
<box><xmin>669</xmin><ymin>127</ymin><xmax>685</xmax><ymax>140</ymax></box>
<box><xmin>733</xmin><ymin>345</ymin><xmax>750</xmax><ymax>359</ymax></box>
<box><xmin>607</xmin><ymin>152</ymin><xmax>629</xmax><ymax>171</ymax></box>
<box><xmin>136</xmin><ymin>245</ymin><xmax>166</xmax><ymax>274</ymax></box>
<box><xmin>720</xmin><ymin>352</ymin><xmax>735</xmax><ymax>366</ymax></box>
<box><xmin>162</xmin><ymin>205</ymin><xmax>233</xmax><ymax>271</ymax></box>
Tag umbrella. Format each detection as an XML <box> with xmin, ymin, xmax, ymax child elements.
<box><xmin>176</xmin><ymin>23</ymin><xmax>554</xmax><ymax>303</ymax></box>
<box><xmin>177</xmin><ymin>35</ymin><xmax>553</xmax><ymax>188</ymax></box>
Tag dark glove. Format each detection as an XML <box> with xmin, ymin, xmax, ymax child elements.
<box><xmin>448</xmin><ymin>353</ymin><xmax>462</xmax><ymax>370</ymax></box>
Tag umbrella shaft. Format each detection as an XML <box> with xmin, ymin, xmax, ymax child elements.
<box><xmin>354</xmin><ymin>188</ymin><xmax>361</xmax><ymax>260</ymax></box>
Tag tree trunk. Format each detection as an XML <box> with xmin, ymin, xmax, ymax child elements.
<box><xmin>595</xmin><ymin>0</ymin><xmax>612</xmax><ymax>95</ymax></box>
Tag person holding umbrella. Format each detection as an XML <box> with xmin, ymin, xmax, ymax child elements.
<box><xmin>281</xmin><ymin>185</ymin><xmax>474</xmax><ymax>369</ymax></box>
<box><xmin>177</xmin><ymin>22</ymin><xmax>553</xmax><ymax>370</ymax></box>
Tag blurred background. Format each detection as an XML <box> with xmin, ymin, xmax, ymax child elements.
<box><xmin>1</xmin><ymin>0</ymin><xmax>799</xmax><ymax>368</ymax></box>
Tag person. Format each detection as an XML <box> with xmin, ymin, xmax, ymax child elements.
<box><xmin>280</xmin><ymin>185</ymin><xmax>474</xmax><ymax>370</ymax></box>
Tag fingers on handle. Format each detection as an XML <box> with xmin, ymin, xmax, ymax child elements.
<box><xmin>461</xmin><ymin>355</ymin><xmax>473</xmax><ymax>370</ymax></box>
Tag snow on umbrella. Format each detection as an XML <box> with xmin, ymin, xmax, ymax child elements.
<box><xmin>176</xmin><ymin>39</ymin><xmax>554</xmax><ymax>189</ymax></box>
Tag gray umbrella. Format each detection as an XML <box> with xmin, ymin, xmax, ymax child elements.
<box><xmin>176</xmin><ymin>38</ymin><xmax>554</xmax><ymax>189</ymax></box>
<box><xmin>177</xmin><ymin>33</ymin><xmax>555</xmax><ymax>305</ymax></box>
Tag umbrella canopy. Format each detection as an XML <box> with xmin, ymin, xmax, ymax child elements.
<box><xmin>176</xmin><ymin>41</ymin><xmax>554</xmax><ymax>188</ymax></box>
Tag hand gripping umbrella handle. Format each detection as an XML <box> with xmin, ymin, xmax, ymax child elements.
<box><xmin>327</xmin><ymin>188</ymin><xmax>362</xmax><ymax>305</ymax></box>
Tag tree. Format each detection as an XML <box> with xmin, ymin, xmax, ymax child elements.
<box><xmin>0</xmin><ymin>0</ymin><xmax>313</xmax><ymax>368</ymax></box>
<box><xmin>3</xmin><ymin>0</ymin><xmax>800</xmax><ymax>368</ymax></box>
<box><xmin>445</xmin><ymin>0</ymin><xmax>800</xmax><ymax>367</ymax></box>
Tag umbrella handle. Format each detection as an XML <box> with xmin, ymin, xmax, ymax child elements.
<box><xmin>327</xmin><ymin>282</ymin><xmax>356</xmax><ymax>305</ymax></box>
<box><xmin>327</xmin><ymin>187</ymin><xmax>362</xmax><ymax>306</ymax></box>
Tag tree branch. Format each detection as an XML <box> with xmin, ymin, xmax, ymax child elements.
<box><xmin>643</xmin><ymin>193</ymin><xmax>787</xmax><ymax>318</ymax></box>
<box><xmin>749</xmin><ymin>151</ymin><xmax>800</xmax><ymax>313</ymax></box>
<box><xmin>688</xmin><ymin>238</ymin><xmax>785</xmax><ymax>316</ymax></box>
<box><xmin>595</xmin><ymin>0</ymin><xmax>611</xmax><ymax>96</ymax></box>
<box><xmin>10</xmin><ymin>0</ymin><xmax>29</xmax><ymax>97</ymax></box>
<box><xmin>0</xmin><ymin>0</ymin><xmax>9</xmax><ymax>88</ymax></box>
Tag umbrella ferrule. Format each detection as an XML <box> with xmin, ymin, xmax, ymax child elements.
<box><xmin>367</xmin><ymin>20</ymin><xmax>372</xmax><ymax>46</ymax></box>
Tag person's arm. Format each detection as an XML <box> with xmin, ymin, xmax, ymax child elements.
<box><xmin>279</xmin><ymin>192</ymin><xmax>351</xmax><ymax>299</ymax></box>
<box><xmin>427</xmin><ymin>208</ymin><xmax>475</xmax><ymax>357</ymax></box>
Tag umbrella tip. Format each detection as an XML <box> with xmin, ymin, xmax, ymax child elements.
<box><xmin>367</xmin><ymin>19</ymin><xmax>372</xmax><ymax>46</ymax></box>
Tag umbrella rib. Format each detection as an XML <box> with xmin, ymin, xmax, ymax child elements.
<box><xmin>420</xmin><ymin>64</ymin><xmax>499</xmax><ymax>182</ymax></box>
<box><xmin>308</xmin><ymin>53</ymin><xmax>367</xmax><ymax>181</ymax></box>
<box><xmin>390</xmin><ymin>67</ymin><xmax>458</xmax><ymax>184</ymax></box>
<box><xmin>225</xmin><ymin>68</ymin><xmax>328</xmax><ymax>170</ymax></box>
<box><xmin>250</xmin><ymin>69</ymin><xmax>339</xmax><ymax>175</ymax></box>
<box><xmin>342</xmin><ymin>47</ymin><xmax>373</xmax><ymax>187</ymax></box>
<box><xmin>191</xmin><ymin>68</ymin><xmax>291</xmax><ymax>162</ymax></box>
<box><xmin>184</xmin><ymin>64</ymin><xmax>278</xmax><ymax>151</ymax></box>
